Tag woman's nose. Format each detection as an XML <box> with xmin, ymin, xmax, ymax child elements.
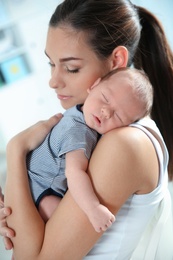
<box><xmin>101</xmin><ymin>107</ymin><xmax>111</xmax><ymax>119</ymax></box>
<box><xmin>49</xmin><ymin>69</ymin><xmax>65</xmax><ymax>89</ymax></box>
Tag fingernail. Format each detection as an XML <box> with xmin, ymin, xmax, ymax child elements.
<box><xmin>56</xmin><ymin>113</ymin><xmax>63</xmax><ymax>118</ymax></box>
<box><xmin>6</xmin><ymin>232</ymin><xmax>10</xmax><ymax>238</ymax></box>
<box><xmin>3</xmin><ymin>208</ymin><xmax>7</xmax><ymax>215</ymax></box>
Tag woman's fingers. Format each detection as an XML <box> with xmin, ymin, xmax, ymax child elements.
<box><xmin>47</xmin><ymin>113</ymin><xmax>63</xmax><ymax>128</ymax></box>
<box><xmin>27</xmin><ymin>113</ymin><xmax>63</xmax><ymax>150</ymax></box>
<box><xmin>0</xmin><ymin>207</ymin><xmax>15</xmax><ymax>236</ymax></box>
<box><xmin>0</xmin><ymin>209</ymin><xmax>15</xmax><ymax>249</ymax></box>
<box><xmin>7</xmin><ymin>113</ymin><xmax>63</xmax><ymax>153</ymax></box>
<box><xmin>0</xmin><ymin>207</ymin><xmax>11</xmax><ymax>220</ymax></box>
<box><xmin>0</xmin><ymin>187</ymin><xmax>4</xmax><ymax>202</ymax></box>
<box><xmin>3</xmin><ymin>237</ymin><xmax>14</xmax><ymax>250</ymax></box>
<box><xmin>1</xmin><ymin>221</ymin><xmax>15</xmax><ymax>238</ymax></box>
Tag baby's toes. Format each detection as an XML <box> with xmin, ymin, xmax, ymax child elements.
<box><xmin>111</xmin><ymin>215</ymin><xmax>116</xmax><ymax>223</ymax></box>
<box><xmin>106</xmin><ymin>216</ymin><xmax>115</xmax><ymax>228</ymax></box>
<box><xmin>101</xmin><ymin>224</ymin><xmax>109</xmax><ymax>232</ymax></box>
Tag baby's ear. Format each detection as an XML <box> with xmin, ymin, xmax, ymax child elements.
<box><xmin>87</xmin><ymin>78</ymin><xmax>101</xmax><ymax>93</ymax></box>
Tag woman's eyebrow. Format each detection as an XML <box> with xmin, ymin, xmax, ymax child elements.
<box><xmin>59</xmin><ymin>57</ymin><xmax>83</xmax><ymax>62</ymax></box>
<box><xmin>44</xmin><ymin>51</ymin><xmax>82</xmax><ymax>62</ymax></box>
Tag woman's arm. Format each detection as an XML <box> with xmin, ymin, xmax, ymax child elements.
<box><xmin>5</xmin><ymin>120</ymin><xmax>158</xmax><ymax>259</ymax></box>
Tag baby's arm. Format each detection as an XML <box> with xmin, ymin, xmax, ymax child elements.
<box><xmin>65</xmin><ymin>150</ymin><xmax>115</xmax><ymax>232</ymax></box>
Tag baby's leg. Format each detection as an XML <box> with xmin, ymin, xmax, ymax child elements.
<box><xmin>38</xmin><ymin>195</ymin><xmax>61</xmax><ymax>222</ymax></box>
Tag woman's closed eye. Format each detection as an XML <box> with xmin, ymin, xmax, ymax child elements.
<box><xmin>65</xmin><ymin>65</ymin><xmax>80</xmax><ymax>74</ymax></box>
<box><xmin>48</xmin><ymin>61</ymin><xmax>55</xmax><ymax>67</ymax></box>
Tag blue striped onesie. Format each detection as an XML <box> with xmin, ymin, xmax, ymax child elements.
<box><xmin>27</xmin><ymin>105</ymin><xmax>100</xmax><ymax>207</ymax></box>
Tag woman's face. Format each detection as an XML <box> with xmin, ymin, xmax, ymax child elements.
<box><xmin>45</xmin><ymin>26</ymin><xmax>110</xmax><ymax>109</ymax></box>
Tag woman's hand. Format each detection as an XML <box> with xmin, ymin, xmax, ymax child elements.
<box><xmin>7</xmin><ymin>113</ymin><xmax>63</xmax><ymax>155</ymax></box>
<box><xmin>0</xmin><ymin>187</ymin><xmax>14</xmax><ymax>250</ymax></box>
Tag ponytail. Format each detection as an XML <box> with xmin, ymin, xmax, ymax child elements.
<box><xmin>133</xmin><ymin>7</ymin><xmax>173</xmax><ymax>180</ymax></box>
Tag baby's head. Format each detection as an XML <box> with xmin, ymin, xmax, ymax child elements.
<box><xmin>103</xmin><ymin>67</ymin><xmax>153</xmax><ymax>118</ymax></box>
<box><xmin>83</xmin><ymin>67</ymin><xmax>153</xmax><ymax>134</ymax></box>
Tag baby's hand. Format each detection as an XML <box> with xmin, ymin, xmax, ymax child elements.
<box><xmin>88</xmin><ymin>204</ymin><xmax>115</xmax><ymax>233</ymax></box>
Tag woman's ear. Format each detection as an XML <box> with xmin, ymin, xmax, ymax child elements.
<box><xmin>87</xmin><ymin>78</ymin><xmax>101</xmax><ymax>93</ymax></box>
<box><xmin>111</xmin><ymin>46</ymin><xmax>128</xmax><ymax>69</ymax></box>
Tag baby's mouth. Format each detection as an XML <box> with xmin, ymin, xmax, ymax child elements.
<box><xmin>93</xmin><ymin>115</ymin><xmax>101</xmax><ymax>126</ymax></box>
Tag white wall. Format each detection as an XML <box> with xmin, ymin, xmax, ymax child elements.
<box><xmin>0</xmin><ymin>0</ymin><xmax>64</xmax><ymax>152</ymax></box>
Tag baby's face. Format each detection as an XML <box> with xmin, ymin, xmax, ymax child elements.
<box><xmin>83</xmin><ymin>72</ymin><xmax>144</xmax><ymax>134</ymax></box>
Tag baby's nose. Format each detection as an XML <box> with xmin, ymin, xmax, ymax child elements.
<box><xmin>101</xmin><ymin>107</ymin><xmax>111</xmax><ymax>119</ymax></box>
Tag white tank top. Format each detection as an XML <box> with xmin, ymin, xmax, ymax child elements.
<box><xmin>84</xmin><ymin>117</ymin><xmax>172</xmax><ymax>260</ymax></box>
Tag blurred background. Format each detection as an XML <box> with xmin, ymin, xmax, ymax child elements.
<box><xmin>0</xmin><ymin>0</ymin><xmax>173</xmax><ymax>259</ymax></box>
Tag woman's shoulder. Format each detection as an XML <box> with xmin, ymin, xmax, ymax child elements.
<box><xmin>91</xmin><ymin>124</ymin><xmax>159</xmax><ymax>195</ymax></box>
<box><xmin>99</xmin><ymin>123</ymin><xmax>158</xmax><ymax>174</ymax></box>
<box><xmin>101</xmin><ymin>125</ymin><xmax>150</xmax><ymax>152</ymax></box>
<box><xmin>101</xmin><ymin>116</ymin><xmax>162</xmax><ymax>153</ymax></box>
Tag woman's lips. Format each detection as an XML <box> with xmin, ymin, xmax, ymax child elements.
<box><xmin>57</xmin><ymin>94</ymin><xmax>72</xmax><ymax>100</ymax></box>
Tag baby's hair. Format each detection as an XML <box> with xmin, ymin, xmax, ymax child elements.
<box><xmin>102</xmin><ymin>67</ymin><xmax>153</xmax><ymax>117</ymax></box>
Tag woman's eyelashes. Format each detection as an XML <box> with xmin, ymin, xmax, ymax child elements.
<box><xmin>48</xmin><ymin>62</ymin><xmax>79</xmax><ymax>74</ymax></box>
<box><xmin>48</xmin><ymin>61</ymin><xmax>55</xmax><ymax>67</ymax></box>
<box><xmin>65</xmin><ymin>65</ymin><xmax>79</xmax><ymax>74</ymax></box>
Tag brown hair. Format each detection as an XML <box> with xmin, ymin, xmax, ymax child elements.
<box><xmin>49</xmin><ymin>0</ymin><xmax>173</xmax><ymax>180</ymax></box>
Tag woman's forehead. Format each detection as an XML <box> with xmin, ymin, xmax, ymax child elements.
<box><xmin>46</xmin><ymin>26</ymin><xmax>102</xmax><ymax>66</ymax></box>
<box><xmin>47</xmin><ymin>26</ymin><xmax>89</xmax><ymax>48</ymax></box>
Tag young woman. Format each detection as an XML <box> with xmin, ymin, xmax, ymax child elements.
<box><xmin>0</xmin><ymin>0</ymin><xmax>173</xmax><ymax>259</ymax></box>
